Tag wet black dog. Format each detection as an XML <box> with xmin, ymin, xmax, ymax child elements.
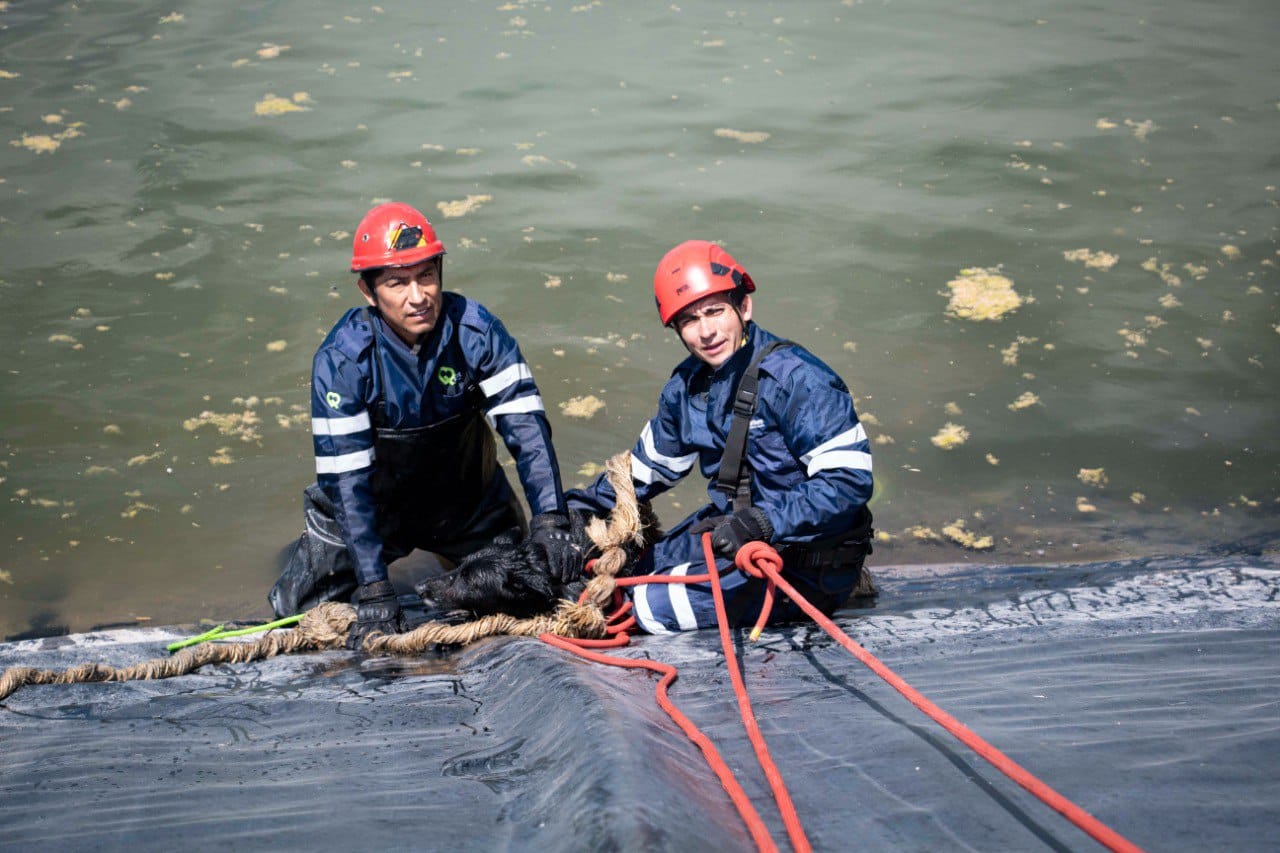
<box><xmin>415</xmin><ymin>510</ymin><xmax>652</xmax><ymax>618</ymax></box>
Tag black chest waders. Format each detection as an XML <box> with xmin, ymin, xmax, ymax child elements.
<box><xmin>268</xmin><ymin>312</ymin><xmax>523</xmax><ymax>617</ymax></box>
<box><xmin>715</xmin><ymin>341</ymin><xmax>875</xmax><ymax>618</ymax></box>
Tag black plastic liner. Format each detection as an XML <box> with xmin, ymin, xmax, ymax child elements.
<box><xmin>2</xmin><ymin>552</ymin><xmax>1278</xmax><ymax>851</ymax></box>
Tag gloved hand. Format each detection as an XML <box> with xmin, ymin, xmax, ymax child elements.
<box><xmin>690</xmin><ymin>506</ymin><xmax>775</xmax><ymax>560</ymax></box>
<box><xmin>529</xmin><ymin>512</ymin><xmax>585</xmax><ymax>583</ymax></box>
<box><xmin>346</xmin><ymin>580</ymin><xmax>404</xmax><ymax>650</ymax></box>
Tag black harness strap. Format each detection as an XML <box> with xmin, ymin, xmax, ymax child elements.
<box><xmin>714</xmin><ymin>340</ymin><xmax>793</xmax><ymax>512</ymax></box>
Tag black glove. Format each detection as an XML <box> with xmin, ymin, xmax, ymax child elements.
<box><xmin>690</xmin><ymin>507</ymin><xmax>775</xmax><ymax>559</ymax></box>
<box><xmin>346</xmin><ymin>580</ymin><xmax>404</xmax><ymax>650</ymax></box>
<box><xmin>529</xmin><ymin>512</ymin><xmax>585</xmax><ymax>583</ymax></box>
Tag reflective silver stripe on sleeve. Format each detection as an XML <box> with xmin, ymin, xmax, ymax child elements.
<box><xmin>668</xmin><ymin>562</ymin><xmax>699</xmax><ymax>631</ymax></box>
<box><xmin>632</xmin><ymin>583</ymin><xmax>672</xmax><ymax>635</ymax></box>
<box><xmin>799</xmin><ymin>423</ymin><xmax>868</xmax><ymax>466</ymax></box>
<box><xmin>484</xmin><ymin>394</ymin><xmax>546</xmax><ymax>427</ymax></box>
<box><xmin>314</xmin><ymin>448</ymin><xmax>375</xmax><ymax>475</ymax></box>
<box><xmin>805</xmin><ymin>450</ymin><xmax>873</xmax><ymax>477</ymax></box>
<box><xmin>630</xmin><ymin>455</ymin><xmax>679</xmax><ymax>487</ymax></box>
<box><xmin>479</xmin><ymin>363</ymin><xmax>533</xmax><ymax>398</ymax></box>
<box><xmin>311</xmin><ymin>411</ymin><xmax>372</xmax><ymax>436</ymax></box>
<box><xmin>640</xmin><ymin>422</ymin><xmax>698</xmax><ymax>473</ymax></box>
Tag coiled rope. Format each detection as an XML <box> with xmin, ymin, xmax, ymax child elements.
<box><xmin>0</xmin><ymin>452</ymin><xmax>648</xmax><ymax>704</ymax></box>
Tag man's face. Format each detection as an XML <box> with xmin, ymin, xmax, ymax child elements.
<box><xmin>673</xmin><ymin>292</ymin><xmax>752</xmax><ymax>368</ymax></box>
<box><xmin>358</xmin><ymin>259</ymin><xmax>442</xmax><ymax>345</ymax></box>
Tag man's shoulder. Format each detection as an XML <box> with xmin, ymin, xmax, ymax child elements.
<box><xmin>447</xmin><ymin>292</ymin><xmax>500</xmax><ymax>333</ymax></box>
<box><xmin>316</xmin><ymin>307</ymin><xmax>375</xmax><ymax>366</ymax></box>
<box><xmin>756</xmin><ymin>331</ymin><xmax>847</xmax><ymax>391</ymax></box>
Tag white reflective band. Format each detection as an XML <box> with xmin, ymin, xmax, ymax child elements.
<box><xmin>805</xmin><ymin>450</ymin><xmax>873</xmax><ymax>477</ymax></box>
<box><xmin>486</xmin><ymin>394</ymin><xmax>545</xmax><ymax>419</ymax></box>
<box><xmin>632</xmin><ymin>584</ymin><xmax>671</xmax><ymax>635</ymax></box>
<box><xmin>668</xmin><ymin>562</ymin><xmax>699</xmax><ymax>631</ymax></box>
<box><xmin>311</xmin><ymin>411</ymin><xmax>371</xmax><ymax>436</ymax></box>
<box><xmin>800</xmin><ymin>423</ymin><xmax>868</xmax><ymax>466</ymax></box>
<box><xmin>631</xmin><ymin>455</ymin><xmax>679</xmax><ymax>487</ymax></box>
<box><xmin>479</xmin><ymin>362</ymin><xmax>533</xmax><ymax>398</ymax></box>
<box><xmin>315</xmin><ymin>448</ymin><xmax>375</xmax><ymax>475</ymax></box>
<box><xmin>640</xmin><ymin>422</ymin><xmax>697</xmax><ymax>473</ymax></box>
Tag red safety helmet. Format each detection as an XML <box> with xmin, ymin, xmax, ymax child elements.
<box><xmin>350</xmin><ymin>202</ymin><xmax>446</xmax><ymax>273</ymax></box>
<box><xmin>652</xmin><ymin>240</ymin><xmax>756</xmax><ymax>326</ymax></box>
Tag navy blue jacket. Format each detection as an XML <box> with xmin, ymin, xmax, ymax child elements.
<box><xmin>569</xmin><ymin>322</ymin><xmax>872</xmax><ymax>543</ymax></box>
<box><xmin>310</xmin><ymin>294</ymin><xmax>565</xmax><ymax>585</ymax></box>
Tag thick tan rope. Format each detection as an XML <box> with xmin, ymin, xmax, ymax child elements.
<box><xmin>0</xmin><ymin>452</ymin><xmax>648</xmax><ymax>703</ymax></box>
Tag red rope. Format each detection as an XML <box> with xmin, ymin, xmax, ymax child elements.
<box><xmin>733</xmin><ymin>541</ymin><xmax>1146</xmax><ymax>853</ymax></box>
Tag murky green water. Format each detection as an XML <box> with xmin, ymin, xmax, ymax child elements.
<box><xmin>1</xmin><ymin>0</ymin><xmax>1276</xmax><ymax>637</ymax></box>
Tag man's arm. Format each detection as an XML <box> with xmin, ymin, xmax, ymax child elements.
<box><xmin>761</xmin><ymin>365</ymin><xmax>873</xmax><ymax>542</ymax></box>
<box><xmin>466</xmin><ymin>308</ymin><xmax>565</xmax><ymax>515</ymax></box>
<box><xmin>311</xmin><ymin>348</ymin><xmax>387</xmax><ymax>586</ymax></box>
<box><xmin>567</xmin><ymin>380</ymin><xmax>698</xmax><ymax>515</ymax></box>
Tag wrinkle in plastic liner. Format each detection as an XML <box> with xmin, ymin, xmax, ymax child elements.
<box><xmin>1</xmin><ymin>552</ymin><xmax>1278</xmax><ymax>851</ymax></box>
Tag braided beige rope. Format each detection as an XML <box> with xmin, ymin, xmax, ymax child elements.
<box><xmin>0</xmin><ymin>452</ymin><xmax>647</xmax><ymax>703</ymax></box>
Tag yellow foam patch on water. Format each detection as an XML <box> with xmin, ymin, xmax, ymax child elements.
<box><xmin>266</xmin><ymin>340</ymin><xmax>287</xmax><ymax>352</ymax></box>
<box><xmin>1078</xmin><ymin>467</ymin><xmax>1108</xmax><ymax>487</ymax></box>
<box><xmin>0</xmin><ymin>570</ymin><xmax>11</xmax><ymax>585</ymax></box>
<box><xmin>257</xmin><ymin>43</ymin><xmax>290</xmax><ymax>59</ymax></box>
<box><xmin>437</xmin><ymin>194</ymin><xmax>492</xmax><ymax>218</ymax></box>
<box><xmin>942</xmin><ymin>519</ymin><xmax>993</xmax><ymax>550</ymax></box>
<box><xmin>1063</xmin><ymin>248</ymin><xmax>1118</xmax><ymax>270</ymax></box>
<box><xmin>209</xmin><ymin>447</ymin><xmax>235</xmax><ymax>465</ymax></box>
<box><xmin>944</xmin><ymin>267</ymin><xmax>1023</xmax><ymax>321</ymax></box>
<box><xmin>84</xmin><ymin>466</ymin><xmax>118</xmax><ymax>476</ymax></box>
<box><xmin>127</xmin><ymin>452</ymin><xmax>163</xmax><ymax>467</ymax></box>
<box><xmin>985</xmin><ymin>453</ymin><xmax>1000</xmax><ymax>466</ymax></box>
<box><xmin>1141</xmin><ymin>258</ymin><xmax>1182</xmax><ymax>287</ymax></box>
<box><xmin>714</xmin><ymin>128</ymin><xmax>771</xmax><ymax>144</ymax></box>
<box><xmin>1220</xmin><ymin>244</ymin><xmax>1241</xmax><ymax>259</ymax></box>
<box><xmin>906</xmin><ymin>525</ymin><xmax>941</xmax><ymax>542</ymax></box>
<box><xmin>183</xmin><ymin>410</ymin><xmax>262</xmax><ymax>443</ymax></box>
<box><xmin>873</xmin><ymin>434</ymin><xmax>895</xmax><ymax>445</ymax></box>
<box><xmin>944</xmin><ymin>401</ymin><xmax>963</xmax><ymax>416</ymax></box>
<box><xmin>455</xmin><ymin>147</ymin><xmax>482</xmax><ymax>156</ymax></box>
<box><xmin>842</xmin><ymin>341</ymin><xmax>857</xmax><ymax>353</ymax></box>
<box><xmin>1076</xmin><ymin>496</ymin><xmax>1097</xmax><ymax>513</ymax></box>
<box><xmin>544</xmin><ymin>275</ymin><xmax>562</xmax><ymax>289</ymax></box>
<box><xmin>1159</xmin><ymin>293</ymin><xmax>1181</xmax><ymax>309</ymax></box>
<box><xmin>1007</xmin><ymin>391</ymin><xmax>1040</xmax><ymax>411</ymax></box>
<box><xmin>560</xmin><ymin>395</ymin><xmax>605</xmax><ymax>419</ymax></box>
<box><xmin>254</xmin><ymin>93</ymin><xmax>309</xmax><ymax>116</ymax></box>
<box><xmin>1130</xmin><ymin>492</ymin><xmax>1146</xmax><ymax>504</ymax></box>
<box><xmin>15</xmin><ymin>134</ymin><xmax>63</xmax><ymax>153</ymax></box>
<box><xmin>48</xmin><ymin>333</ymin><xmax>78</xmax><ymax>344</ymax></box>
<box><xmin>522</xmin><ymin>154</ymin><xmax>552</xmax><ymax>166</ymax></box>
<box><xmin>577</xmin><ymin>461</ymin><xmax>604</xmax><ymax>477</ymax></box>
<box><xmin>930</xmin><ymin>422</ymin><xmax>969</xmax><ymax>450</ymax></box>
<box><xmin>0</xmin><ymin>70</ymin><xmax>20</xmax><ymax>79</ymax></box>
<box><xmin>1117</xmin><ymin>327</ymin><xmax>1147</xmax><ymax>347</ymax></box>
<box><xmin>122</xmin><ymin>501</ymin><xmax>158</xmax><ymax>518</ymax></box>
<box><xmin>606</xmin><ymin>272</ymin><xmax>628</xmax><ymax>283</ymax></box>
<box><xmin>103</xmin><ymin>424</ymin><xmax>122</xmax><ymax>435</ymax></box>
<box><xmin>1095</xmin><ymin>118</ymin><xmax>1118</xmax><ymax>130</ymax></box>
<box><xmin>1124</xmin><ymin>118</ymin><xmax>1157</xmax><ymax>140</ymax></box>
<box><xmin>159</xmin><ymin>12</ymin><xmax>184</xmax><ymax>23</ymax></box>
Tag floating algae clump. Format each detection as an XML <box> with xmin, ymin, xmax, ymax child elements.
<box><xmin>714</xmin><ymin>128</ymin><xmax>771</xmax><ymax>144</ymax></box>
<box><xmin>254</xmin><ymin>93</ymin><xmax>310</xmax><ymax>116</ymax></box>
<box><xmin>930</xmin><ymin>422</ymin><xmax>969</xmax><ymax>450</ymax></box>
<box><xmin>942</xmin><ymin>519</ymin><xmax>994</xmax><ymax>550</ymax></box>
<box><xmin>1078</xmin><ymin>467</ymin><xmax>1108</xmax><ymax>487</ymax></box>
<box><xmin>437</xmin><ymin>194</ymin><xmax>492</xmax><ymax>218</ymax></box>
<box><xmin>1008</xmin><ymin>391</ymin><xmax>1040</xmax><ymax>411</ymax></box>
<box><xmin>559</xmin><ymin>395</ymin><xmax>604</xmax><ymax>419</ymax></box>
<box><xmin>944</xmin><ymin>267</ymin><xmax>1024</xmax><ymax>321</ymax></box>
<box><xmin>1063</xmin><ymin>248</ymin><xmax>1118</xmax><ymax>270</ymax></box>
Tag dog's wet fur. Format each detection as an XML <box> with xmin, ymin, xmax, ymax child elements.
<box><xmin>415</xmin><ymin>510</ymin><xmax>652</xmax><ymax>618</ymax></box>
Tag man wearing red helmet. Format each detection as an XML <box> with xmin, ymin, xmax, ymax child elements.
<box><xmin>568</xmin><ymin>240</ymin><xmax>874</xmax><ymax>633</ymax></box>
<box><xmin>270</xmin><ymin>202</ymin><xmax>581</xmax><ymax>648</ymax></box>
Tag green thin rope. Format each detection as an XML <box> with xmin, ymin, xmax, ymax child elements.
<box><xmin>166</xmin><ymin>614</ymin><xmax>305</xmax><ymax>653</ymax></box>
